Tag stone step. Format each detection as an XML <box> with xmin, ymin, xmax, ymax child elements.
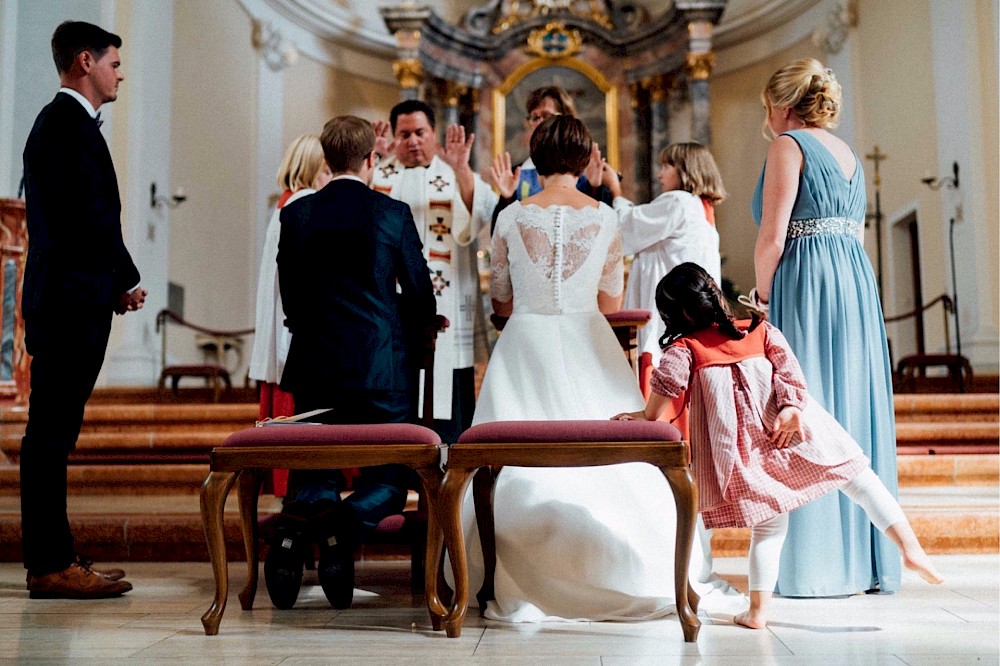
<box><xmin>2</xmin><ymin>394</ymin><xmax>991</xmax><ymax>430</ymax></box>
<box><xmin>0</xmin><ymin>464</ymin><xmax>208</xmax><ymax>495</ymax></box>
<box><xmin>1</xmin><ymin>431</ymin><xmax>233</xmax><ymax>464</ymax></box>
<box><xmin>712</xmin><ymin>485</ymin><xmax>998</xmax><ymax>557</ymax></box>
<box><xmin>0</xmin><ymin>494</ymin><xmax>416</xmax><ymax>563</ymax></box>
<box><xmin>0</xmin><ymin>396</ymin><xmax>994</xmax><ymax>493</ymax></box>
<box><xmin>894</xmin><ymin>394</ymin><xmax>999</xmax><ymax>422</ymax></box>
<box><xmin>894</xmin><ymin>422</ymin><xmax>1000</xmax><ymax>452</ymax></box>
<box><xmin>0</xmin><ymin>453</ymin><xmax>993</xmax><ymax>500</ymax></box>
<box><xmin>87</xmin><ymin>386</ymin><xmax>259</xmax><ymax>404</ymax></box>
<box><xmin>0</xmin><ymin>486</ymin><xmax>992</xmax><ymax>563</ymax></box>
<box><xmin>896</xmin><ymin>454</ymin><xmax>998</xmax><ymax>486</ymax></box>
<box><xmin>1</xmin><ymin>413</ymin><xmax>992</xmax><ymax>459</ymax></box>
<box><xmin>0</xmin><ymin>402</ymin><xmax>258</xmax><ymax>426</ymax></box>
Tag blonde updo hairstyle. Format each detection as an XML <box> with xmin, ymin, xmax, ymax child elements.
<box><xmin>276</xmin><ymin>134</ymin><xmax>327</xmax><ymax>192</ymax></box>
<box><xmin>761</xmin><ymin>58</ymin><xmax>842</xmax><ymax>138</ymax></box>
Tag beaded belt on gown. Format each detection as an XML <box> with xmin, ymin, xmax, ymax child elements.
<box><xmin>787</xmin><ymin>216</ymin><xmax>860</xmax><ymax>238</ymax></box>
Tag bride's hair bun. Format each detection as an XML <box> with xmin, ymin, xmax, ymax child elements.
<box><xmin>762</xmin><ymin>58</ymin><xmax>842</xmax><ymax>129</ymax></box>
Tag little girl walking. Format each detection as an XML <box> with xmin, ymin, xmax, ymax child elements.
<box><xmin>614</xmin><ymin>263</ymin><xmax>943</xmax><ymax>629</ymax></box>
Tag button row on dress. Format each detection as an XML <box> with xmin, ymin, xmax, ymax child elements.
<box><xmin>553</xmin><ymin>208</ymin><xmax>564</xmax><ymax>312</ymax></box>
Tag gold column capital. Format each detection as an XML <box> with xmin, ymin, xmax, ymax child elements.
<box><xmin>685</xmin><ymin>51</ymin><xmax>716</xmax><ymax>81</ymax></box>
<box><xmin>393</xmin><ymin>58</ymin><xmax>424</xmax><ymax>90</ymax></box>
<box><xmin>443</xmin><ymin>81</ymin><xmax>469</xmax><ymax>108</ymax></box>
<box><xmin>645</xmin><ymin>74</ymin><xmax>671</xmax><ymax>103</ymax></box>
<box><xmin>628</xmin><ymin>81</ymin><xmax>642</xmax><ymax>109</ymax></box>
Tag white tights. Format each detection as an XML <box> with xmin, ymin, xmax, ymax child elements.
<box><xmin>747</xmin><ymin>468</ymin><xmax>906</xmax><ymax>591</ymax></box>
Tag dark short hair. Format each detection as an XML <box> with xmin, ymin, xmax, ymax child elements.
<box><xmin>390</xmin><ymin>99</ymin><xmax>435</xmax><ymax>133</ymax></box>
<box><xmin>320</xmin><ymin>116</ymin><xmax>375</xmax><ymax>173</ymax></box>
<box><xmin>530</xmin><ymin>115</ymin><xmax>592</xmax><ymax>177</ymax></box>
<box><xmin>525</xmin><ymin>86</ymin><xmax>576</xmax><ymax>117</ymax></box>
<box><xmin>51</xmin><ymin>21</ymin><xmax>121</xmax><ymax>75</ymax></box>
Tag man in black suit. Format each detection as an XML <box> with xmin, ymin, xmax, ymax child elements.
<box><xmin>20</xmin><ymin>21</ymin><xmax>146</xmax><ymax>599</ymax></box>
<box><xmin>269</xmin><ymin>115</ymin><xmax>437</xmax><ymax>610</ymax></box>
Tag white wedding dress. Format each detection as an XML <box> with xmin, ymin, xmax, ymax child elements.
<box><xmin>463</xmin><ymin>201</ymin><xmax>743</xmax><ymax>622</ymax></box>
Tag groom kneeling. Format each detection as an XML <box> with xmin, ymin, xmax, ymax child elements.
<box><xmin>268</xmin><ymin>115</ymin><xmax>438</xmax><ymax>609</ymax></box>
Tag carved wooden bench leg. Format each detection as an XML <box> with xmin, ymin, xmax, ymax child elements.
<box><xmin>662</xmin><ymin>465</ymin><xmax>701</xmax><ymax>643</ymax></box>
<box><xmin>415</xmin><ymin>467</ymin><xmax>446</xmax><ymax>632</ymax></box>
<box><xmin>200</xmin><ymin>470</ymin><xmax>238</xmax><ymax>636</ymax></box>
<box><xmin>472</xmin><ymin>466</ymin><xmax>498</xmax><ymax>612</ymax></box>
<box><xmin>237</xmin><ymin>469</ymin><xmax>266</xmax><ymax>610</ymax></box>
<box><xmin>439</xmin><ymin>466</ymin><xmax>475</xmax><ymax>638</ymax></box>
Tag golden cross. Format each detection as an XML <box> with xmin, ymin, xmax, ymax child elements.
<box><xmin>865</xmin><ymin>145</ymin><xmax>888</xmax><ymax>187</ymax></box>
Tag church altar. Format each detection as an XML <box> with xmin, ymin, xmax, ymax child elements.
<box><xmin>379</xmin><ymin>0</ymin><xmax>726</xmax><ymax>203</ymax></box>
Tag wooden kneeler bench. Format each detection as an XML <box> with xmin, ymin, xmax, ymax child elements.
<box><xmin>434</xmin><ymin>419</ymin><xmax>701</xmax><ymax>642</ymax></box>
<box><xmin>199</xmin><ymin>423</ymin><xmax>447</xmax><ymax>635</ymax></box>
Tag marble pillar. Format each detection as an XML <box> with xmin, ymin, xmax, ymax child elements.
<box><xmin>630</xmin><ymin>82</ymin><xmax>651</xmax><ymax>204</ymax></box>
<box><xmin>648</xmin><ymin>76</ymin><xmax>670</xmax><ymax>198</ymax></box>
<box><xmin>442</xmin><ymin>81</ymin><xmax>464</xmax><ymax>128</ymax></box>
<box><xmin>686</xmin><ymin>52</ymin><xmax>714</xmax><ymax>146</ymax></box>
<box><xmin>461</xmin><ymin>88</ymin><xmax>480</xmax><ymax>171</ymax></box>
<box><xmin>381</xmin><ymin>6</ymin><xmax>430</xmax><ymax>102</ymax></box>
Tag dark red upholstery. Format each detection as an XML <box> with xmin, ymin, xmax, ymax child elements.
<box><xmin>458</xmin><ymin>419</ymin><xmax>681</xmax><ymax>444</ymax></box>
<box><xmin>221</xmin><ymin>423</ymin><xmax>441</xmax><ymax>447</ymax></box>
<box><xmin>604</xmin><ymin>309</ymin><xmax>652</xmax><ymax>323</ymax></box>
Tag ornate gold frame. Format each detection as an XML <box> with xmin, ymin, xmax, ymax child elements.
<box><xmin>492</xmin><ymin>57</ymin><xmax>619</xmax><ymax>169</ymax></box>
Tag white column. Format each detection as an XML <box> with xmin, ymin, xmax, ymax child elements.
<box><xmin>0</xmin><ymin>0</ymin><xmax>19</xmax><ymax>197</ymax></box>
<box><xmin>928</xmin><ymin>0</ymin><xmax>998</xmax><ymax>370</ymax></box>
<box><xmin>254</xmin><ymin>56</ymin><xmax>284</xmax><ymax>272</ymax></box>
<box><xmin>106</xmin><ymin>0</ymin><xmax>174</xmax><ymax>385</ymax></box>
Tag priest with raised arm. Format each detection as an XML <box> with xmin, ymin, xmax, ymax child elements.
<box><xmin>371</xmin><ymin>100</ymin><xmax>498</xmax><ymax>442</ymax></box>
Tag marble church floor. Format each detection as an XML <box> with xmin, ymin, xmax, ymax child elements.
<box><xmin>0</xmin><ymin>555</ymin><xmax>996</xmax><ymax>664</ymax></box>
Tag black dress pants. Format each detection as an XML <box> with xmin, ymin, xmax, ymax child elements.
<box><xmin>20</xmin><ymin>309</ymin><xmax>112</xmax><ymax>574</ymax></box>
<box><xmin>432</xmin><ymin>367</ymin><xmax>475</xmax><ymax>445</ymax></box>
<box><xmin>285</xmin><ymin>389</ymin><xmax>415</xmax><ymax>532</ymax></box>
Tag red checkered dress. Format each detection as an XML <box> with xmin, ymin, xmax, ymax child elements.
<box><xmin>651</xmin><ymin>321</ymin><xmax>869</xmax><ymax>529</ymax></box>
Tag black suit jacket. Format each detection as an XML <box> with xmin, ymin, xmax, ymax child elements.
<box><xmin>21</xmin><ymin>92</ymin><xmax>139</xmax><ymax>348</ymax></box>
<box><xmin>277</xmin><ymin>178</ymin><xmax>436</xmax><ymax>396</ymax></box>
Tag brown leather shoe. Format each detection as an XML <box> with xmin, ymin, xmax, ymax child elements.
<box><xmin>76</xmin><ymin>554</ymin><xmax>126</xmax><ymax>581</ymax></box>
<box><xmin>27</xmin><ymin>563</ymin><xmax>132</xmax><ymax>599</ymax></box>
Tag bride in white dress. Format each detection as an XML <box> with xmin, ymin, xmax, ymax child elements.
<box><xmin>466</xmin><ymin>116</ymin><xmax>742</xmax><ymax>622</ymax></box>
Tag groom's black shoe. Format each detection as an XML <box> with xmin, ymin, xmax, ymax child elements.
<box><xmin>264</xmin><ymin>503</ymin><xmax>313</xmax><ymax>610</ymax></box>
<box><xmin>315</xmin><ymin>502</ymin><xmax>361</xmax><ymax>609</ymax></box>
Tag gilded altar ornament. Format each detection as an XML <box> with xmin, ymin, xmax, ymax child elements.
<box><xmin>442</xmin><ymin>81</ymin><xmax>469</xmax><ymax>108</ymax></box>
<box><xmin>493</xmin><ymin>0</ymin><xmax>613</xmax><ymax>34</ymax></box>
<box><xmin>526</xmin><ymin>22</ymin><xmax>582</xmax><ymax>58</ymax></box>
<box><xmin>393</xmin><ymin>58</ymin><xmax>424</xmax><ymax>89</ymax></box>
<box><xmin>685</xmin><ymin>51</ymin><xmax>716</xmax><ymax>81</ymax></box>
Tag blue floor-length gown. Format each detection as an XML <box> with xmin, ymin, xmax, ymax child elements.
<box><xmin>752</xmin><ymin>129</ymin><xmax>901</xmax><ymax>596</ymax></box>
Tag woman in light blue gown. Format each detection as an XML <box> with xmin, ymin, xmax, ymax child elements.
<box><xmin>751</xmin><ymin>58</ymin><xmax>901</xmax><ymax>597</ymax></box>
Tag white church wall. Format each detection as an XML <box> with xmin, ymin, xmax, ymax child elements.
<box><xmin>166</xmin><ymin>0</ymin><xmax>259</xmax><ymax>379</ymax></box>
<box><xmin>166</xmin><ymin>0</ymin><xmax>404</xmax><ymax>384</ymax></box>
<box><xmin>102</xmin><ymin>0</ymin><xmax>175</xmax><ymax>387</ymax></box>
<box><xmin>851</xmin><ymin>0</ymin><xmax>944</xmax><ymax>365</ymax></box>
<box><xmin>977</xmin><ymin>0</ymin><xmax>1000</xmax><ymax>364</ymax></box>
<box><xmin>1</xmin><ymin>0</ymin><xmax>107</xmax><ymax>199</ymax></box>
<box><xmin>710</xmin><ymin>36</ymin><xmax>825</xmax><ymax>300</ymax></box>
<box><xmin>281</xmin><ymin>52</ymin><xmax>399</xmax><ymax>160</ymax></box>
<box><xmin>713</xmin><ymin>0</ymin><xmax>998</xmax><ymax>372</ymax></box>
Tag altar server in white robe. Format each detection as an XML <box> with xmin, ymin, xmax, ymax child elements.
<box><xmin>371</xmin><ymin>100</ymin><xmax>498</xmax><ymax>442</ymax></box>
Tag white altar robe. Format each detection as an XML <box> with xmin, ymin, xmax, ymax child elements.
<box><xmin>372</xmin><ymin>155</ymin><xmax>497</xmax><ymax>419</ymax></box>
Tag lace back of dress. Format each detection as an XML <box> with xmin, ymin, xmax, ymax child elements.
<box><xmin>501</xmin><ymin>204</ymin><xmax>619</xmax><ymax>315</ymax></box>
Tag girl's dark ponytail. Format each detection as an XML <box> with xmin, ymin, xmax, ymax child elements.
<box><xmin>708</xmin><ymin>278</ymin><xmax>742</xmax><ymax>340</ymax></box>
<box><xmin>655</xmin><ymin>262</ymin><xmax>744</xmax><ymax>347</ymax></box>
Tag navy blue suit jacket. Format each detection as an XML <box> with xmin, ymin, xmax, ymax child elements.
<box><xmin>22</xmin><ymin>92</ymin><xmax>139</xmax><ymax>349</ymax></box>
<box><xmin>277</xmin><ymin>178</ymin><xmax>436</xmax><ymax>396</ymax></box>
